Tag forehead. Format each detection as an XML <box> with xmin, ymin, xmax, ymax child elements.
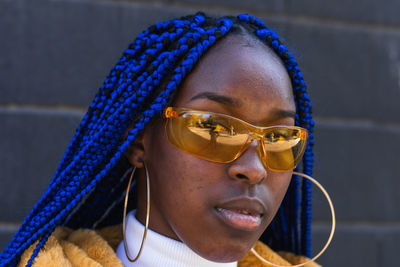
<box><xmin>172</xmin><ymin>34</ymin><xmax>294</xmax><ymax>124</ymax></box>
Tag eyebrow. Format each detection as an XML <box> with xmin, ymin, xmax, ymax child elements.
<box><xmin>190</xmin><ymin>91</ymin><xmax>296</xmax><ymax>120</ymax></box>
<box><xmin>190</xmin><ymin>92</ymin><xmax>242</xmax><ymax>107</ymax></box>
<box><xmin>272</xmin><ymin>109</ymin><xmax>296</xmax><ymax>120</ymax></box>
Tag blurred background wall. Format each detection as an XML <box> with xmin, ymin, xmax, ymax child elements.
<box><xmin>1</xmin><ymin>0</ymin><xmax>399</xmax><ymax>266</ymax></box>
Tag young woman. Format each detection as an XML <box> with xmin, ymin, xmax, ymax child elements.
<box><xmin>0</xmin><ymin>13</ymin><xmax>334</xmax><ymax>267</ymax></box>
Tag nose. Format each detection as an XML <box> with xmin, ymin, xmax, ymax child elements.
<box><xmin>227</xmin><ymin>140</ymin><xmax>267</xmax><ymax>184</ymax></box>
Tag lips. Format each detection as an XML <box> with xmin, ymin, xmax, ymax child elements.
<box><xmin>215</xmin><ymin>197</ymin><xmax>265</xmax><ymax>231</ymax></box>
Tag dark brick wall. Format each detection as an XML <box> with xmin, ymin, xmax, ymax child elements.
<box><xmin>1</xmin><ymin>0</ymin><xmax>399</xmax><ymax>266</ymax></box>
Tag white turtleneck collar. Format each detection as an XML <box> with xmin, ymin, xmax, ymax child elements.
<box><xmin>116</xmin><ymin>211</ymin><xmax>238</xmax><ymax>267</ymax></box>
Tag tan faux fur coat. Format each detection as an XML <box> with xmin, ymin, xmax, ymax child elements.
<box><xmin>18</xmin><ymin>225</ymin><xmax>320</xmax><ymax>267</ymax></box>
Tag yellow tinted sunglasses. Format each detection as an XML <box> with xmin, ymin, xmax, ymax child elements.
<box><xmin>164</xmin><ymin>107</ymin><xmax>308</xmax><ymax>172</ymax></box>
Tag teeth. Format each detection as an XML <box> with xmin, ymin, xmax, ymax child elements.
<box><xmin>216</xmin><ymin>207</ymin><xmax>255</xmax><ymax>216</ymax></box>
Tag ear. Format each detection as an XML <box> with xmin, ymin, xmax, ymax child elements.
<box><xmin>125</xmin><ymin>133</ymin><xmax>145</xmax><ymax>168</ymax></box>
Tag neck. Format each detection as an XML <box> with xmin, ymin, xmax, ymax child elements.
<box><xmin>116</xmin><ymin>210</ymin><xmax>237</xmax><ymax>267</ymax></box>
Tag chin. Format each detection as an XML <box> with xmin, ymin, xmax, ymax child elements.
<box><xmin>195</xmin><ymin>242</ymin><xmax>252</xmax><ymax>263</ymax></box>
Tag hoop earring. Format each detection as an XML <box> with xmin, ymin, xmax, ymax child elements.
<box><xmin>123</xmin><ymin>165</ymin><xmax>151</xmax><ymax>262</ymax></box>
<box><xmin>251</xmin><ymin>171</ymin><xmax>336</xmax><ymax>267</ymax></box>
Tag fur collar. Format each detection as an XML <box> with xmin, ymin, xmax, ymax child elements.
<box><xmin>18</xmin><ymin>225</ymin><xmax>320</xmax><ymax>267</ymax></box>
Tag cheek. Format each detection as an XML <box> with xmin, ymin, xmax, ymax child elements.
<box><xmin>146</xmin><ymin>128</ymin><xmax>219</xmax><ymax>208</ymax></box>
<box><xmin>263</xmin><ymin>172</ymin><xmax>292</xmax><ymax>221</ymax></box>
<box><xmin>271</xmin><ymin>172</ymin><xmax>292</xmax><ymax>196</ymax></box>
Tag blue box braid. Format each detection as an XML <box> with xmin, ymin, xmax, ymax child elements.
<box><xmin>8</xmin><ymin>21</ymin><xmax>185</xmax><ymax>245</ymax></box>
<box><xmin>0</xmin><ymin>13</ymin><xmax>314</xmax><ymax>267</ymax></box>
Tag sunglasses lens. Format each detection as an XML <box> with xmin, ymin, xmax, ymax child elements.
<box><xmin>262</xmin><ymin>128</ymin><xmax>308</xmax><ymax>171</ymax></box>
<box><xmin>165</xmin><ymin>108</ymin><xmax>308</xmax><ymax>171</ymax></box>
<box><xmin>166</xmin><ymin>112</ymin><xmax>249</xmax><ymax>162</ymax></box>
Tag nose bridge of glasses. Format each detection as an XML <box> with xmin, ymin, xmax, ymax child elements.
<box><xmin>247</xmin><ymin>124</ymin><xmax>266</xmax><ymax>140</ymax></box>
<box><xmin>244</xmin><ymin>126</ymin><xmax>269</xmax><ymax>166</ymax></box>
<box><xmin>246</xmin><ymin>131</ymin><xmax>266</xmax><ymax>159</ymax></box>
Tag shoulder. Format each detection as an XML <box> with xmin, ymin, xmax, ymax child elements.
<box><xmin>18</xmin><ymin>226</ymin><xmax>124</xmax><ymax>267</ymax></box>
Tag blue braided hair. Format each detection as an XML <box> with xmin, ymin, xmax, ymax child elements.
<box><xmin>0</xmin><ymin>12</ymin><xmax>314</xmax><ymax>267</ymax></box>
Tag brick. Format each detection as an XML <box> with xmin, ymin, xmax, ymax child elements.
<box><xmin>287</xmin><ymin>0</ymin><xmax>400</xmax><ymax>25</ymax></box>
<box><xmin>0</xmin><ymin>224</ymin><xmax>19</xmax><ymax>253</ymax></box>
<box><xmin>0</xmin><ymin>1</ymin><xmax>21</xmax><ymax>99</ymax></box>
<box><xmin>283</xmin><ymin>22</ymin><xmax>400</xmax><ymax>123</ymax></box>
<box><xmin>172</xmin><ymin>0</ymin><xmax>284</xmax><ymax>12</ymax></box>
<box><xmin>310</xmin><ymin>122</ymin><xmax>400</xmax><ymax>222</ymax></box>
<box><xmin>312</xmin><ymin>224</ymin><xmax>400</xmax><ymax>266</ymax></box>
<box><xmin>380</xmin><ymin>228</ymin><xmax>400</xmax><ymax>266</ymax></box>
<box><xmin>0</xmin><ymin>0</ymin><xmax>195</xmax><ymax>107</ymax></box>
<box><xmin>0</xmin><ymin>110</ymin><xmax>83</xmax><ymax>221</ymax></box>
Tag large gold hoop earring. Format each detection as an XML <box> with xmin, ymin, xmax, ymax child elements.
<box><xmin>123</xmin><ymin>165</ymin><xmax>151</xmax><ymax>262</ymax></box>
<box><xmin>251</xmin><ymin>171</ymin><xmax>336</xmax><ymax>267</ymax></box>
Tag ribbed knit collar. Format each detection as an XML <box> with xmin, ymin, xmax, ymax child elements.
<box><xmin>116</xmin><ymin>210</ymin><xmax>237</xmax><ymax>267</ymax></box>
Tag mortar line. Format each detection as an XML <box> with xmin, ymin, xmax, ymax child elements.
<box><xmin>0</xmin><ymin>104</ymin><xmax>86</xmax><ymax>117</ymax></box>
<box><xmin>312</xmin><ymin>221</ymin><xmax>400</xmax><ymax>228</ymax></box>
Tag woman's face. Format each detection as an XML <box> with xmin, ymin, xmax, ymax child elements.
<box><xmin>132</xmin><ymin>34</ymin><xmax>295</xmax><ymax>262</ymax></box>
